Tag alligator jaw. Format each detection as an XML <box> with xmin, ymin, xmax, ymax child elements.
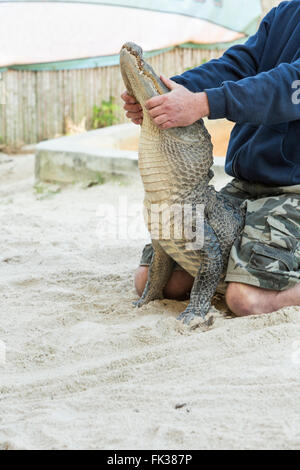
<box><xmin>120</xmin><ymin>42</ymin><xmax>169</xmax><ymax>106</ymax></box>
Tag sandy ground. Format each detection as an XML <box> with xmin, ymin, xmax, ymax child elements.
<box><xmin>0</xmin><ymin>153</ymin><xmax>300</xmax><ymax>450</ymax></box>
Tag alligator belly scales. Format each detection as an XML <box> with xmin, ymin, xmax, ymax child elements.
<box><xmin>120</xmin><ymin>42</ymin><xmax>245</xmax><ymax>324</ymax></box>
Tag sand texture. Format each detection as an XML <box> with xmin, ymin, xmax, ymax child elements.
<box><xmin>0</xmin><ymin>154</ymin><xmax>300</xmax><ymax>450</ymax></box>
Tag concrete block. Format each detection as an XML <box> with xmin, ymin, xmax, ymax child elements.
<box><xmin>35</xmin><ymin>124</ymin><xmax>139</xmax><ymax>184</ymax></box>
<box><xmin>35</xmin><ymin>123</ymin><xmax>229</xmax><ymax>185</ymax></box>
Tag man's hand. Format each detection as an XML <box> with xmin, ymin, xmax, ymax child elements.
<box><xmin>145</xmin><ymin>76</ymin><xmax>210</xmax><ymax>130</ymax></box>
<box><xmin>121</xmin><ymin>90</ymin><xmax>143</xmax><ymax>125</ymax></box>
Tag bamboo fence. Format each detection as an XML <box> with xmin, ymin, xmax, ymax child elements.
<box><xmin>0</xmin><ymin>0</ymin><xmax>286</xmax><ymax>148</ymax></box>
<box><xmin>0</xmin><ymin>47</ymin><xmax>225</xmax><ymax>148</ymax></box>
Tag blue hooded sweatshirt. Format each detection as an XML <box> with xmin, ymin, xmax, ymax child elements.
<box><xmin>172</xmin><ymin>0</ymin><xmax>300</xmax><ymax>186</ymax></box>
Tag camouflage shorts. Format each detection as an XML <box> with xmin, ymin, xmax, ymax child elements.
<box><xmin>140</xmin><ymin>178</ymin><xmax>300</xmax><ymax>291</ymax></box>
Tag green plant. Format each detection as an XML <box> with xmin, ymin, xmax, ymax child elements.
<box><xmin>34</xmin><ymin>182</ymin><xmax>61</xmax><ymax>199</ymax></box>
<box><xmin>92</xmin><ymin>97</ymin><xmax>119</xmax><ymax>129</ymax></box>
<box><xmin>0</xmin><ymin>136</ymin><xmax>3</xmax><ymax>144</ymax></box>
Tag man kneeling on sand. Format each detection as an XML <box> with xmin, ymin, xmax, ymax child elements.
<box><xmin>121</xmin><ymin>1</ymin><xmax>300</xmax><ymax>317</ymax></box>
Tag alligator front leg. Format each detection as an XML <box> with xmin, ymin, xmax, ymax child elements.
<box><xmin>178</xmin><ymin>222</ymin><xmax>223</xmax><ymax>325</ymax></box>
<box><xmin>134</xmin><ymin>240</ymin><xmax>174</xmax><ymax>308</ymax></box>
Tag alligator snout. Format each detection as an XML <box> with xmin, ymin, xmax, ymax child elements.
<box><xmin>120</xmin><ymin>42</ymin><xmax>143</xmax><ymax>59</ymax></box>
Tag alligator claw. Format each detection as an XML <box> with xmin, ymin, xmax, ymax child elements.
<box><xmin>177</xmin><ymin>307</ymin><xmax>197</xmax><ymax>325</ymax></box>
<box><xmin>177</xmin><ymin>303</ymin><xmax>211</xmax><ymax>325</ymax></box>
<box><xmin>133</xmin><ymin>291</ymin><xmax>164</xmax><ymax>309</ymax></box>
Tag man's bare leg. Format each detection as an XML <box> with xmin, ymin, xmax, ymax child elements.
<box><xmin>226</xmin><ymin>282</ymin><xmax>300</xmax><ymax>317</ymax></box>
<box><xmin>135</xmin><ymin>268</ymin><xmax>300</xmax><ymax>316</ymax></box>
<box><xmin>135</xmin><ymin>266</ymin><xmax>194</xmax><ymax>300</ymax></box>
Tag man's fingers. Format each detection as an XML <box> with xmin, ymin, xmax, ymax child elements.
<box><xmin>124</xmin><ymin>103</ymin><xmax>142</xmax><ymax>112</ymax></box>
<box><xmin>153</xmin><ymin>114</ymin><xmax>169</xmax><ymax>126</ymax></box>
<box><xmin>148</xmin><ymin>105</ymin><xmax>165</xmax><ymax>118</ymax></box>
<box><xmin>145</xmin><ymin>95</ymin><xmax>165</xmax><ymax>111</ymax></box>
<box><xmin>126</xmin><ymin>96</ymin><xmax>139</xmax><ymax>105</ymax></box>
<box><xmin>132</xmin><ymin>118</ymin><xmax>143</xmax><ymax>125</ymax></box>
<box><xmin>159</xmin><ymin>121</ymin><xmax>173</xmax><ymax>130</ymax></box>
<box><xmin>126</xmin><ymin>111</ymin><xmax>143</xmax><ymax>120</ymax></box>
<box><xmin>121</xmin><ymin>90</ymin><xmax>138</xmax><ymax>104</ymax></box>
<box><xmin>160</xmin><ymin>75</ymin><xmax>179</xmax><ymax>91</ymax></box>
<box><xmin>145</xmin><ymin>77</ymin><xmax>179</xmax><ymax>110</ymax></box>
<box><xmin>121</xmin><ymin>90</ymin><xmax>143</xmax><ymax>125</ymax></box>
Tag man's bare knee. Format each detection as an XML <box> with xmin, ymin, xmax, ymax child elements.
<box><xmin>164</xmin><ymin>270</ymin><xmax>194</xmax><ymax>300</ymax></box>
<box><xmin>134</xmin><ymin>266</ymin><xmax>193</xmax><ymax>300</ymax></box>
<box><xmin>135</xmin><ymin>267</ymin><xmax>149</xmax><ymax>297</ymax></box>
<box><xmin>225</xmin><ymin>282</ymin><xmax>260</xmax><ymax>317</ymax></box>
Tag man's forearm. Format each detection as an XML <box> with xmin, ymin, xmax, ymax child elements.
<box><xmin>171</xmin><ymin>7</ymin><xmax>275</xmax><ymax>94</ymax></box>
<box><xmin>206</xmin><ymin>59</ymin><xmax>300</xmax><ymax>125</ymax></box>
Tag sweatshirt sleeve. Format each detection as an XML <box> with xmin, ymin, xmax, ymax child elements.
<box><xmin>171</xmin><ymin>8</ymin><xmax>276</xmax><ymax>93</ymax></box>
<box><xmin>206</xmin><ymin>58</ymin><xmax>300</xmax><ymax>125</ymax></box>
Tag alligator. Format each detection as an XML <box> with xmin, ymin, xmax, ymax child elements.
<box><xmin>120</xmin><ymin>42</ymin><xmax>245</xmax><ymax>324</ymax></box>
